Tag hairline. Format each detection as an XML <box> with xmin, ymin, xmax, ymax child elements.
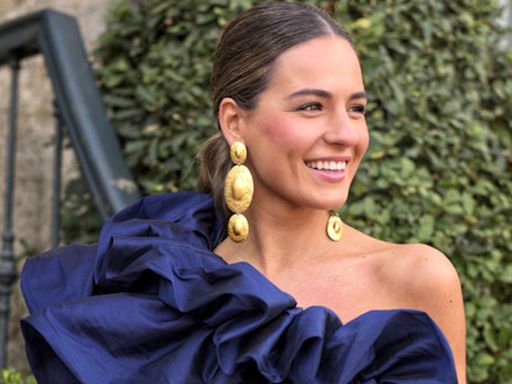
<box><xmin>240</xmin><ymin>27</ymin><xmax>351</xmax><ymax>113</ymax></box>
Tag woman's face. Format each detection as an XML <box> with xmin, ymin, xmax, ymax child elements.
<box><xmin>239</xmin><ymin>36</ymin><xmax>369</xmax><ymax>212</ymax></box>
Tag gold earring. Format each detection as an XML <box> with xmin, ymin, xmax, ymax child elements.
<box><xmin>326</xmin><ymin>210</ymin><xmax>343</xmax><ymax>241</ymax></box>
<box><xmin>224</xmin><ymin>141</ymin><xmax>254</xmax><ymax>242</ymax></box>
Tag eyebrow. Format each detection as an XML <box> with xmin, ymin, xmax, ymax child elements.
<box><xmin>286</xmin><ymin>88</ymin><xmax>368</xmax><ymax>101</ymax></box>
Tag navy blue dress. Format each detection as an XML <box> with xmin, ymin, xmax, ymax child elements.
<box><xmin>21</xmin><ymin>192</ymin><xmax>457</xmax><ymax>383</ymax></box>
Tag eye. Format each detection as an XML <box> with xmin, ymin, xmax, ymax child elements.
<box><xmin>347</xmin><ymin>103</ymin><xmax>366</xmax><ymax>116</ymax></box>
<box><xmin>297</xmin><ymin>102</ymin><xmax>323</xmax><ymax>112</ymax></box>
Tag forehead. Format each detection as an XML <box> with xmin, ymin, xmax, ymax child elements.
<box><xmin>268</xmin><ymin>36</ymin><xmax>363</xmax><ymax>93</ymax></box>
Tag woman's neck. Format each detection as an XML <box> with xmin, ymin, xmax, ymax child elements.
<box><xmin>216</xmin><ymin>197</ymin><xmax>335</xmax><ymax>276</ymax></box>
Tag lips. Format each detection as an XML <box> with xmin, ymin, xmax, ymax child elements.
<box><xmin>304</xmin><ymin>158</ymin><xmax>350</xmax><ymax>183</ymax></box>
<box><xmin>305</xmin><ymin>155</ymin><xmax>351</xmax><ymax>171</ymax></box>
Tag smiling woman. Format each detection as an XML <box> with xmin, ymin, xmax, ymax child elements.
<box><xmin>21</xmin><ymin>2</ymin><xmax>465</xmax><ymax>383</ymax></box>
<box><xmin>231</xmin><ymin>37</ymin><xmax>368</xmax><ymax>212</ymax></box>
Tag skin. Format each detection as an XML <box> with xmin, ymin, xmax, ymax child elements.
<box><xmin>214</xmin><ymin>36</ymin><xmax>466</xmax><ymax>382</ymax></box>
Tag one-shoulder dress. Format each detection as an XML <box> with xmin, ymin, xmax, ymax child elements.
<box><xmin>20</xmin><ymin>192</ymin><xmax>457</xmax><ymax>383</ymax></box>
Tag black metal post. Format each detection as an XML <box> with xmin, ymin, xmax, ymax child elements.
<box><xmin>51</xmin><ymin>100</ymin><xmax>62</xmax><ymax>248</ymax></box>
<box><xmin>0</xmin><ymin>10</ymin><xmax>140</xmax><ymax>216</ymax></box>
<box><xmin>0</xmin><ymin>57</ymin><xmax>21</xmax><ymax>369</ymax></box>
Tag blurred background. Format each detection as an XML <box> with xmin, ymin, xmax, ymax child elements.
<box><xmin>0</xmin><ymin>0</ymin><xmax>511</xmax><ymax>382</ymax></box>
<box><xmin>0</xmin><ymin>0</ymin><xmax>113</xmax><ymax>379</ymax></box>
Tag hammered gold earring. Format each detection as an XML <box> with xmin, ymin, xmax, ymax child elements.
<box><xmin>224</xmin><ymin>141</ymin><xmax>254</xmax><ymax>242</ymax></box>
<box><xmin>326</xmin><ymin>210</ymin><xmax>343</xmax><ymax>242</ymax></box>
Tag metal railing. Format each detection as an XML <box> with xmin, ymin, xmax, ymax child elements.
<box><xmin>0</xmin><ymin>9</ymin><xmax>140</xmax><ymax>369</ymax></box>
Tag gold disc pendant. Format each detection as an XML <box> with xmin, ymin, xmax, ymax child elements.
<box><xmin>327</xmin><ymin>215</ymin><xmax>343</xmax><ymax>242</ymax></box>
<box><xmin>224</xmin><ymin>165</ymin><xmax>254</xmax><ymax>213</ymax></box>
<box><xmin>227</xmin><ymin>213</ymin><xmax>249</xmax><ymax>242</ymax></box>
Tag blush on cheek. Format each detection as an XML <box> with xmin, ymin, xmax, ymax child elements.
<box><xmin>258</xmin><ymin>113</ymin><xmax>302</xmax><ymax>145</ymax></box>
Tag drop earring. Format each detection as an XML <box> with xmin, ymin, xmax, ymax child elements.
<box><xmin>326</xmin><ymin>210</ymin><xmax>343</xmax><ymax>242</ymax></box>
<box><xmin>224</xmin><ymin>141</ymin><xmax>254</xmax><ymax>242</ymax></box>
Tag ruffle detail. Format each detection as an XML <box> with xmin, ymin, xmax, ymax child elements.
<box><xmin>21</xmin><ymin>192</ymin><xmax>457</xmax><ymax>383</ymax></box>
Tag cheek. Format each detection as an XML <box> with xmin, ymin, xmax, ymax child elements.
<box><xmin>353</xmin><ymin>123</ymin><xmax>370</xmax><ymax>158</ymax></box>
<box><xmin>360</xmin><ymin>129</ymin><xmax>370</xmax><ymax>152</ymax></box>
<box><xmin>255</xmin><ymin>113</ymin><xmax>310</xmax><ymax>150</ymax></box>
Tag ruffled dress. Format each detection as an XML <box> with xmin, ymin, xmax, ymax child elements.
<box><xmin>21</xmin><ymin>192</ymin><xmax>457</xmax><ymax>383</ymax></box>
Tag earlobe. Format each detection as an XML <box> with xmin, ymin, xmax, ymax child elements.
<box><xmin>218</xmin><ymin>97</ymin><xmax>246</xmax><ymax>145</ymax></box>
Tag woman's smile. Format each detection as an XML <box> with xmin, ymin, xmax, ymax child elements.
<box><xmin>305</xmin><ymin>158</ymin><xmax>350</xmax><ymax>183</ymax></box>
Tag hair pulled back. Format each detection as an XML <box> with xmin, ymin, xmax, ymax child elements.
<box><xmin>198</xmin><ymin>2</ymin><xmax>352</xmax><ymax>222</ymax></box>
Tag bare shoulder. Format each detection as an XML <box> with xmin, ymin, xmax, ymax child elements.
<box><xmin>341</xmin><ymin>228</ymin><xmax>466</xmax><ymax>382</ymax></box>
<box><xmin>341</xmin><ymin>227</ymin><xmax>463</xmax><ymax>309</ymax></box>
<box><xmin>343</xmin><ymin>226</ymin><xmax>461</xmax><ymax>291</ymax></box>
<box><xmin>391</xmin><ymin>243</ymin><xmax>461</xmax><ymax>296</ymax></box>
<box><xmin>367</xmin><ymin>241</ymin><xmax>463</xmax><ymax>313</ymax></box>
<box><xmin>379</xmin><ymin>241</ymin><xmax>466</xmax><ymax>382</ymax></box>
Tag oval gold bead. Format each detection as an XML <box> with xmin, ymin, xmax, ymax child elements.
<box><xmin>227</xmin><ymin>214</ymin><xmax>249</xmax><ymax>242</ymax></box>
<box><xmin>327</xmin><ymin>215</ymin><xmax>343</xmax><ymax>242</ymax></box>
<box><xmin>225</xmin><ymin>165</ymin><xmax>253</xmax><ymax>213</ymax></box>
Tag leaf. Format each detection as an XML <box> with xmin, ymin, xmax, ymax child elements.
<box><xmin>475</xmin><ymin>352</ymin><xmax>495</xmax><ymax>367</ymax></box>
<box><xmin>499</xmin><ymin>265</ymin><xmax>512</xmax><ymax>283</ymax></box>
<box><xmin>417</xmin><ymin>214</ymin><xmax>435</xmax><ymax>241</ymax></box>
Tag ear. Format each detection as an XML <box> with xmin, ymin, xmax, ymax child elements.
<box><xmin>218</xmin><ymin>97</ymin><xmax>247</xmax><ymax>146</ymax></box>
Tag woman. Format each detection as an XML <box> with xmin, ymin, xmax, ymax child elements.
<box><xmin>21</xmin><ymin>2</ymin><xmax>465</xmax><ymax>383</ymax></box>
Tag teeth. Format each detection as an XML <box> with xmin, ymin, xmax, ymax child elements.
<box><xmin>306</xmin><ymin>160</ymin><xmax>347</xmax><ymax>171</ymax></box>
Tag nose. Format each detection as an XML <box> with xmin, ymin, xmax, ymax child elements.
<box><xmin>322</xmin><ymin>110</ymin><xmax>361</xmax><ymax>147</ymax></box>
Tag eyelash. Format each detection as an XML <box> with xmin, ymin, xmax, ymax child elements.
<box><xmin>296</xmin><ymin>103</ymin><xmax>367</xmax><ymax>115</ymax></box>
<box><xmin>297</xmin><ymin>102</ymin><xmax>322</xmax><ymax>112</ymax></box>
<box><xmin>348</xmin><ymin>104</ymin><xmax>367</xmax><ymax>115</ymax></box>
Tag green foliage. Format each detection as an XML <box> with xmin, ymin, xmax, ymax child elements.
<box><xmin>93</xmin><ymin>0</ymin><xmax>265</xmax><ymax>193</ymax></box>
<box><xmin>63</xmin><ymin>0</ymin><xmax>512</xmax><ymax>381</ymax></box>
<box><xmin>0</xmin><ymin>370</ymin><xmax>35</xmax><ymax>384</ymax></box>
<box><xmin>61</xmin><ymin>176</ymin><xmax>103</xmax><ymax>244</ymax></box>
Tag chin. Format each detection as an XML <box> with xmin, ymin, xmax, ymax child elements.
<box><xmin>308</xmin><ymin>192</ymin><xmax>349</xmax><ymax>211</ymax></box>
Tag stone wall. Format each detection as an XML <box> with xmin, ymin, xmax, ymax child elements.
<box><xmin>0</xmin><ymin>0</ymin><xmax>113</xmax><ymax>372</ymax></box>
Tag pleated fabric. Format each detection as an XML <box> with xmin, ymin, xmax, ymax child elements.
<box><xmin>21</xmin><ymin>192</ymin><xmax>457</xmax><ymax>383</ymax></box>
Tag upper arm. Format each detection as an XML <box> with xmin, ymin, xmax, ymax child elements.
<box><xmin>401</xmin><ymin>244</ymin><xmax>466</xmax><ymax>383</ymax></box>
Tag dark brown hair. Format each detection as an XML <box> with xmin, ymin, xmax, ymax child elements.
<box><xmin>198</xmin><ymin>2</ymin><xmax>352</xmax><ymax>221</ymax></box>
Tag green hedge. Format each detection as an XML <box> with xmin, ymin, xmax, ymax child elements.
<box><xmin>63</xmin><ymin>0</ymin><xmax>512</xmax><ymax>381</ymax></box>
<box><xmin>0</xmin><ymin>369</ymin><xmax>35</xmax><ymax>384</ymax></box>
